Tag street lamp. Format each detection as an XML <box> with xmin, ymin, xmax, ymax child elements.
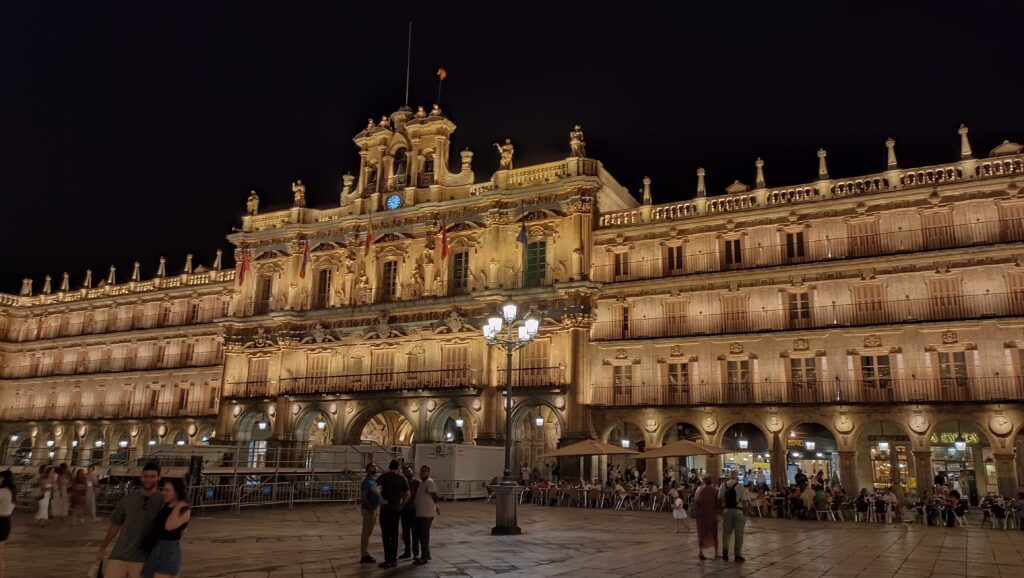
<box><xmin>483</xmin><ymin>299</ymin><xmax>541</xmax><ymax>535</ymax></box>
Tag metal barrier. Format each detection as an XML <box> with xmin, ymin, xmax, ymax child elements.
<box><xmin>188</xmin><ymin>484</ymin><xmax>238</xmax><ymax>511</ymax></box>
<box><xmin>435</xmin><ymin>479</ymin><xmax>492</xmax><ymax>501</ymax></box>
<box><xmin>236</xmin><ymin>481</ymin><xmax>293</xmax><ymax>510</ymax></box>
<box><xmin>291</xmin><ymin>480</ymin><xmax>360</xmax><ymax>505</ymax></box>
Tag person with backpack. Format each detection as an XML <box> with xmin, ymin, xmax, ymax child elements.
<box><xmin>718</xmin><ymin>469</ymin><xmax>747</xmax><ymax>562</ymax></box>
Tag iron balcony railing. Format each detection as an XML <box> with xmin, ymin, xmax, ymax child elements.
<box><xmin>2</xmin><ymin>352</ymin><xmax>223</xmax><ymax>380</ymax></box>
<box><xmin>591</xmin><ymin>219</ymin><xmax>1024</xmax><ymax>283</ymax></box>
<box><xmin>0</xmin><ymin>400</ymin><xmax>218</xmax><ymax>422</ymax></box>
<box><xmin>590</xmin><ymin>377</ymin><xmax>1024</xmax><ymax>406</ymax></box>
<box><xmin>591</xmin><ymin>292</ymin><xmax>1024</xmax><ymax>341</ymax></box>
<box><xmin>5</xmin><ymin>306</ymin><xmax>224</xmax><ymax>343</ymax></box>
<box><xmin>503</xmin><ymin>366</ymin><xmax>566</xmax><ymax>388</ymax></box>
<box><xmin>227</xmin><ymin>368</ymin><xmax>480</xmax><ymax>398</ymax></box>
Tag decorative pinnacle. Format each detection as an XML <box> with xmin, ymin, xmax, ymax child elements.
<box><xmin>642</xmin><ymin>176</ymin><xmax>652</xmax><ymax>205</ymax></box>
<box><xmin>885</xmin><ymin>138</ymin><xmax>898</xmax><ymax>169</ymax></box>
<box><xmin>958</xmin><ymin>124</ymin><xmax>972</xmax><ymax>159</ymax></box>
<box><xmin>60</xmin><ymin>272</ymin><xmax>70</xmax><ymax>292</ymax></box>
<box><xmin>755</xmin><ymin>158</ymin><xmax>765</xmax><ymax>188</ymax></box>
<box><xmin>42</xmin><ymin>275</ymin><xmax>52</xmax><ymax>295</ymax></box>
<box><xmin>817</xmin><ymin>148</ymin><xmax>829</xmax><ymax>179</ymax></box>
<box><xmin>696</xmin><ymin>168</ymin><xmax>707</xmax><ymax>198</ymax></box>
<box><xmin>131</xmin><ymin>261</ymin><xmax>141</xmax><ymax>282</ymax></box>
<box><xmin>213</xmin><ymin>249</ymin><xmax>223</xmax><ymax>271</ymax></box>
<box><xmin>157</xmin><ymin>257</ymin><xmax>166</xmax><ymax>278</ymax></box>
<box><xmin>82</xmin><ymin>269</ymin><xmax>93</xmax><ymax>289</ymax></box>
<box><xmin>184</xmin><ymin>254</ymin><xmax>194</xmax><ymax>275</ymax></box>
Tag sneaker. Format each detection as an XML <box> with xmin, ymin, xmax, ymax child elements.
<box><xmin>399</xmin><ymin>552</ymin><xmax>411</xmax><ymax>560</ymax></box>
<box><xmin>735</xmin><ymin>556</ymin><xmax>746</xmax><ymax>563</ymax></box>
<box><xmin>359</xmin><ymin>555</ymin><xmax>376</xmax><ymax>564</ymax></box>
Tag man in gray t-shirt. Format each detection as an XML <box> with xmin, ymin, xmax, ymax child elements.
<box><xmin>97</xmin><ymin>463</ymin><xmax>161</xmax><ymax>578</ymax></box>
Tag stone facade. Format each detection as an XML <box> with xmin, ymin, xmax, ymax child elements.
<box><xmin>2</xmin><ymin>108</ymin><xmax>1024</xmax><ymax>497</ymax></box>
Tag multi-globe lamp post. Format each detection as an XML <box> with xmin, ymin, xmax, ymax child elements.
<box><xmin>482</xmin><ymin>300</ymin><xmax>541</xmax><ymax>535</ymax></box>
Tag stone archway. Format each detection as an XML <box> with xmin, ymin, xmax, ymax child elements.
<box><xmin>509</xmin><ymin>400</ymin><xmax>564</xmax><ymax>480</ymax></box>
<box><xmin>660</xmin><ymin>421</ymin><xmax>704</xmax><ymax>483</ymax></box>
<box><xmin>855</xmin><ymin>420</ymin><xmax>915</xmax><ymax>493</ymax></box>
<box><xmin>604</xmin><ymin>420</ymin><xmax>645</xmax><ymax>475</ymax></box>
<box><xmin>425</xmin><ymin>402</ymin><xmax>479</xmax><ymax>445</ymax></box>
<box><xmin>784</xmin><ymin>422</ymin><xmax>840</xmax><ymax>487</ymax></box>
<box><xmin>718</xmin><ymin>422</ymin><xmax>770</xmax><ymax>484</ymax></box>
<box><xmin>929</xmin><ymin>417</ymin><xmax>994</xmax><ymax>505</ymax></box>
<box><xmin>293</xmin><ymin>406</ymin><xmax>334</xmax><ymax>447</ymax></box>
<box><xmin>358</xmin><ymin>409</ymin><xmax>415</xmax><ymax>447</ymax></box>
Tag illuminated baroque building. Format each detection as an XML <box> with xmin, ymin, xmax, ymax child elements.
<box><xmin>3</xmin><ymin>105</ymin><xmax>1024</xmax><ymax>499</ymax></box>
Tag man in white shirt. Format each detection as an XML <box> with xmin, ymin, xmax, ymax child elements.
<box><xmin>718</xmin><ymin>469</ymin><xmax>748</xmax><ymax>562</ymax></box>
<box><xmin>413</xmin><ymin>465</ymin><xmax>440</xmax><ymax>566</ymax></box>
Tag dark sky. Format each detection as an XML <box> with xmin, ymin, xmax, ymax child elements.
<box><xmin>3</xmin><ymin>1</ymin><xmax>1023</xmax><ymax>293</ymax></box>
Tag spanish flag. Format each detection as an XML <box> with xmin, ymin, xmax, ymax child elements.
<box><xmin>437</xmin><ymin>67</ymin><xmax>447</xmax><ymax>81</ymax></box>
<box><xmin>440</xmin><ymin>219</ymin><xmax>449</xmax><ymax>261</ymax></box>
<box><xmin>364</xmin><ymin>218</ymin><xmax>375</xmax><ymax>256</ymax></box>
<box><xmin>299</xmin><ymin>240</ymin><xmax>310</xmax><ymax>278</ymax></box>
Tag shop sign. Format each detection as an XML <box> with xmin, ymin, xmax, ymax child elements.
<box><xmin>929</xmin><ymin>432</ymin><xmax>980</xmax><ymax>445</ymax></box>
<box><xmin>787</xmin><ymin>438</ymin><xmax>805</xmax><ymax>448</ymax></box>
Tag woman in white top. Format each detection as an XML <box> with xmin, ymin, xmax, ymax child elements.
<box><xmin>32</xmin><ymin>465</ymin><xmax>53</xmax><ymax>527</ymax></box>
<box><xmin>0</xmin><ymin>469</ymin><xmax>16</xmax><ymax>578</ymax></box>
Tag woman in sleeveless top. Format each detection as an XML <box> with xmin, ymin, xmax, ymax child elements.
<box><xmin>0</xmin><ymin>470</ymin><xmax>16</xmax><ymax>578</ymax></box>
<box><xmin>142</xmin><ymin>478</ymin><xmax>191</xmax><ymax>578</ymax></box>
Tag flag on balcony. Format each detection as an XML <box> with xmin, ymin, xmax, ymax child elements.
<box><xmin>299</xmin><ymin>240</ymin><xmax>310</xmax><ymax>278</ymax></box>
<box><xmin>364</xmin><ymin>218</ymin><xmax>375</xmax><ymax>256</ymax></box>
<box><xmin>517</xmin><ymin>215</ymin><xmax>528</xmax><ymax>248</ymax></box>
<box><xmin>440</xmin><ymin>219</ymin><xmax>449</xmax><ymax>260</ymax></box>
<box><xmin>237</xmin><ymin>250</ymin><xmax>250</xmax><ymax>285</ymax></box>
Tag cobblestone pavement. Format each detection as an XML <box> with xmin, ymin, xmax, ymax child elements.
<box><xmin>8</xmin><ymin>502</ymin><xmax>1024</xmax><ymax>577</ymax></box>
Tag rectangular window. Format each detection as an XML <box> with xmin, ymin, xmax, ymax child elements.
<box><xmin>247</xmin><ymin>357</ymin><xmax>270</xmax><ymax>384</ymax></box>
<box><xmin>613</xmin><ymin>364</ymin><xmax>633</xmax><ymax>387</ymax></box>
<box><xmin>664</xmin><ymin>300</ymin><xmax>687</xmax><ymax>336</ymax></box>
<box><xmin>787</xmin><ymin>292</ymin><xmax>811</xmax><ymax>328</ymax></box>
<box><xmin>147</xmin><ymin>389</ymin><xmax>160</xmax><ymax>411</ymax></box>
<box><xmin>314</xmin><ymin>269</ymin><xmax>332</xmax><ymax>309</ymax></box>
<box><xmin>119</xmin><ymin>388</ymin><xmax>133</xmax><ymax>408</ymax></box>
<box><xmin>999</xmin><ymin>203</ymin><xmax>1024</xmax><ymax>242</ymax></box>
<box><xmin>517</xmin><ymin>340</ymin><xmax>549</xmax><ymax>387</ymax></box>
<box><xmin>207</xmin><ymin>386</ymin><xmax>219</xmax><ymax>410</ymax></box>
<box><xmin>928</xmin><ymin>277</ymin><xmax>962</xmax><ymax>316</ymax></box>
<box><xmin>790</xmin><ymin>357</ymin><xmax>817</xmax><ymax>387</ymax></box>
<box><xmin>848</xmin><ymin>220</ymin><xmax>880</xmax><ymax>257</ymax></box>
<box><xmin>441</xmin><ymin>345</ymin><xmax>469</xmax><ymax>371</ymax></box>
<box><xmin>381</xmin><ymin>261</ymin><xmax>398</xmax><ymax>302</ymax></box>
<box><xmin>255</xmin><ymin>276</ymin><xmax>273</xmax><ymax>314</ymax></box>
<box><xmin>307</xmin><ymin>354</ymin><xmax>330</xmax><ymax>386</ymax></box>
<box><xmin>785</xmin><ymin>231</ymin><xmax>806</xmax><ymax>261</ymax></box>
<box><xmin>371</xmin><ymin>350</ymin><xmax>395</xmax><ymax>374</ymax></box>
<box><xmin>613</xmin><ymin>252</ymin><xmax>630</xmax><ymax>279</ymax></box>
<box><xmin>853</xmin><ymin>284</ymin><xmax>886</xmax><ymax>322</ymax></box>
<box><xmin>159</xmin><ymin>305</ymin><xmax>171</xmax><ymax>327</ymax></box>
<box><xmin>190</xmin><ymin>302</ymin><xmax>202</xmax><ymax>323</ymax></box>
<box><xmin>722</xmin><ymin>238</ymin><xmax>742</xmax><ymax>267</ymax></box>
<box><xmin>525</xmin><ymin>241</ymin><xmax>547</xmax><ymax>287</ymax></box>
<box><xmin>721</xmin><ymin>294</ymin><xmax>748</xmax><ymax>332</ymax></box>
<box><xmin>221</xmin><ymin>299</ymin><xmax>230</xmax><ymax>317</ymax></box>
<box><xmin>860</xmin><ymin>355</ymin><xmax>892</xmax><ymax>388</ymax></box>
<box><xmin>667</xmin><ymin>362</ymin><xmax>689</xmax><ymax>391</ymax></box>
<box><xmin>726</xmin><ymin>360</ymin><xmax>751</xmax><ymax>386</ymax></box>
<box><xmin>921</xmin><ymin>211</ymin><xmax>955</xmax><ymax>250</ymax></box>
<box><xmin>451</xmin><ymin>251</ymin><xmax>469</xmax><ymax>294</ymax></box>
<box><xmin>614</xmin><ymin>304</ymin><xmax>630</xmax><ymax>338</ymax></box>
<box><xmin>94</xmin><ymin>389</ymin><xmax>107</xmax><ymax>408</ymax></box>
<box><xmin>937</xmin><ymin>351</ymin><xmax>968</xmax><ymax>387</ymax></box>
<box><xmin>183</xmin><ymin>342</ymin><xmax>195</xmax><ymax>366</ymax></box>
<box><xmin>177</xmin><ymin>387</ymin><xmax>190</xmax><ymax>411</ymax></box>
<box><xmin>666</xmin><ymin>245</ymin><xmax>684</xmax><ymax>275</ymax></box>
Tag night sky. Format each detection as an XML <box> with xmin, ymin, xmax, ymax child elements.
<box><xmin>3</xmin><ymin>1</ymin><xmax>1023</xmax><ymax>293</ymax></box>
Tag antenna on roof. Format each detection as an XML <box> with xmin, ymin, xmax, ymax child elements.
<box><xmin>404</xmin><ymin>22</ymin><xmax>413</xmax><ymax>107</ymax></box>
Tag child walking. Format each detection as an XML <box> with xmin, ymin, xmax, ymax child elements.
<box><xmin>670</xmin><ymin>488</ymin><xmax>688</xmax><ymax>532</ymax></box>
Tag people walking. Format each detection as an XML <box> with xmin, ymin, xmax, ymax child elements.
<box><xmin>399</xmin><ymin>466</ymin><xmax>420</xmax><ymax>561</ymax></box>
<box><xmin>32</xmin><ymin>465</ymin><xmax>52</xmax><ymax>527</ymax></box>
<box><xmin>670</xmin><ymin>488</ymin><xmax>688</xmax><ymax>532</ymax></box>
<box><xmin>376</xmin><ymin>460</ymin><xmax>410</xmax><ymax>568</ymax></box>
<box><xmin>719</xmin><ymin>470</ymin><xmax>748</xmax><ymax>562</ymax></box>
<box><xmin>692</xmin><ymin>475</ymin><xmax>720</xmax><ymax>560</ymax></box>
<box><xmin>50</xmin><ymin>464</ymin><xmax>70</xmax><ymax>522</ymax></box>
<box><xmin>0</xmin><ymin>470</ymin><xmax>16</xmax><ymax>578</ymax></box>
<box><xmin>85</xmin><ymin>465</ymin><xmax>99</xmax><ymax>523</ymax></box>
<box><xmin>413</xmin><ymin>465</ymin><xmax>439</xmax><ymax>566</ymax></box>
<box><xmin>70</xmin><ymin>468</ymin><xmax>88</xmax><ymax>525</ymax></box>
<box><xmin>96</xmin><ymin>462</ymin><xmax>162</xmax><ymax>578</ymax></box>
<box><xmin>358</xmin><ymin>463</ymin><xmax>380</xmax><ymax>565</ymax></box>
<box><xmin>141</xmin><ymin>478</ymin><xmax>191</xmax><ymax>578</ymax></box>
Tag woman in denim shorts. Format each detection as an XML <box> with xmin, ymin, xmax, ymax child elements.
<box><xmin>143</xmin><ymin>478</ymin><xmax>191</xmax><ymax>577</ymax></box>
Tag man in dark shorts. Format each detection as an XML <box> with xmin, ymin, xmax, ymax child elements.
<box><xmin>376</xmin><ymin>459</ymin><xmax>410</xmax><ymax>568</ymax></box>
<box><xmin>399</xmin><ymin>466</ymin><xmax>421</xmax><ymax>560</ymax></box>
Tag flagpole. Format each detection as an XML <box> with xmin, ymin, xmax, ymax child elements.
<box><xmin>404</xmin><ymin>22</ymin><xmax>413</xmax><ymax>107</ymax></box>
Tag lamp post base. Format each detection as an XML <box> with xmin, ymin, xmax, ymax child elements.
<box><xmin>490</xmin><ymin>483</ymin><xmax>523</xmax><ymax>535</ymax></box>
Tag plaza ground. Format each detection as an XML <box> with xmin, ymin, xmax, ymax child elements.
<box><xmin>8</xmin><ymin>502</ymin><xmax>1024</xmax><ymax>577</ymax></box>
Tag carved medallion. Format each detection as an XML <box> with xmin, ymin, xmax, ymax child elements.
<box><xmin>702</xmin><ymin>415</ymin><xmax>719</xmax><ymax>433</ymax></box>
<box><xmin>863</xmin><ymin>335</ymin><xmax>882</xmax><ymax>348</ymax></box>
<box><xmin>644</xmin><ymin>418</ymin><xmax>659</xmax><ymax>433</ymax></box>
<box><xmin>909</xmin><ymin>414</ymin><xmax>930</xmax><ymax>434</ymax></box>
<box><xmin>990</xmin><ymin>415</ymin><xmax>1013</xmax><ymax>437</ymax></box>
<box><xmin>729</xmin><ymin>342</ymin><xmax>744</xmax><ymax>354</ymax></box>
<box><xmin>670</xmin><ymin>345</ymin><xmax>684</xmax><ymax>357</ymax></box>
<box><xmin>615</xmin><ymin>349</ymin><xmax>628</xmax><ymax>359</ymax></box>
<box><xmin>793</xmin><ymin>338</ymin><xmax>809</xmax><ymax>351</ymax></box>
<box><xmin>834</xmin><ymin>414</ymin><xmax>854</xmax><ymax>434</ymax></box>
<box><xmin>941</xmin><ymin>330</ymin><xmax>958</xmax><ymax>344</ymax></box>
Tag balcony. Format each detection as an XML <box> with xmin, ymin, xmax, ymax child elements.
<box><xmin>226</xmin><ymin>368</ymin><xmax>481</xmax><ymax>398</ymax></box>
<box><xmin>591</xmin><ymin>219</ymin><xmax>1021</xmax><ymax>283</ymax></box>
<box><xmin>591</xmin><ymin>292</ymin><xmax>1024</xmax><ymax>341</ymax></box>
<box><xmin>589</xmin><ymin>377</ymin><xmax>1024</xmax><ymax>406</ymax></box>
<box><xmin>0</xmin><ymin>400</ymin><xmax>218</xmax><ymax>422</ymax></box>
<box><xmin>7</xmin><ymin>307</ymin><xmax>224</xmax><ymax>343</ymax></box>
<box><xmin>3</xmin><ymin>352</ymin><xmax>223</xmax><ymax>380</ymax></box>
<box><xmin>502</xmin><ymin>366</ymin><xmax>567</xmax><ymax>390</ymax></box>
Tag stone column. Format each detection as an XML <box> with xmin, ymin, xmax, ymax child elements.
<box><xmin>912</xmin><ymin>450</ymin><xmax>932</xmax><ymax>493</ymax></box>
<box><xmin>993</xmin><ymin>453</ymin><xmax>1017</xmax><ymax>498</ymax></box>
<box><xmin>838</xmin><ymin>450</ymin><xmax>858</xmax><ymax>490</ymax></box>
<box><xmin>707</xmin><ymin>454</ymin><xmax>723</xmax><ymax>481</ymax></box>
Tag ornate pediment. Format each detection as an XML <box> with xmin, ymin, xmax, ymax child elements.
<box><xmin>432</xmin><ymin>307</ymin><xmax>475</xmax><ymax>334</ymax></box>
<box><xmin>724</xmin><ymin>181</ymin><xmax>751</xmax><ymax>194</ymax></box>
<box><xmin>242</xmin><ymin>327</ymin><xmax>277</xmax><ymax>348</ymax></box>
<box><xmin>990</xmin><ymin>140</ymin><xmax>1023</xmax><ymax>157</ymax></box>
<box><xmin>300</xmin><ymin>323</ymin><xmax>338</xmax><ymax>344</ymax></box>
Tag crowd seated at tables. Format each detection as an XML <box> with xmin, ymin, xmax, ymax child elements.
<box><xmin>507</xmin><ymin>462</ymin><xmax>1024</xmax><ymax>531</ymax></box>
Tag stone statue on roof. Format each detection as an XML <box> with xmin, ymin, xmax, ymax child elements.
<box><xmin>292</xmin><ymin>180</ymin><xmax>306</xmax><ymax>208</ymax></box>
<box><xmin>415</xmin><ymin>106</ymin><xmax>427</xmax><ymax>118</ymax></box>
<box><xmin>246</xmin><ymin>190</ymin><xmax>260</xmax><ymax>216</ymax></box>
<box><xmin>569</xmin><ymin>125</ymin><xmax>586</xmax><ymax>157</ymax></box>
<box><xmin>430</xmin><ymin>103</ymin><xmax>442</xmax><ymax>117</ymax></box>
<box><xmin>378</xmin><ymin>115</ymin><xmax>391</xmax><ymax>128</ymax></box>
<box><xmin>494</xmin><ymin>138</ymin><xmax>514</xmax><ymax>170</ymax></box>
<box><xmin>366</xmin><ymin>117</ymin><xmax>375</xmax><ymax>131</ymax></box>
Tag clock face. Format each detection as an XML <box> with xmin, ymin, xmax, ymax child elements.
<box><xmin>386</xmin><ymin>194</ymin><xmax>402</xmax><ymax>210</ymax></box>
